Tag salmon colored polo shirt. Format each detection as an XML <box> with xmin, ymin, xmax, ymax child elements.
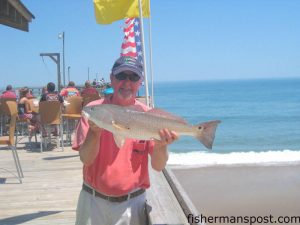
<box><xmin>72</xmin><ymin>98</ymin><xmax>154</xmax><ymax>196</ymax></box>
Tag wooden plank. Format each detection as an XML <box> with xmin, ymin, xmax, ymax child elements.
<box><xmin>146</xmin><ymin>165</ymin><xmax>189</xmax><ymax>225</ymax></box>
<box><xmin>163</xmin><ymin>168</ymin><xmax>205</xmax><ymax>225</ymax></box>
<box><xmin>0</xmin><ymin>139</ymin><xmax>81</xmax><ymax>225</ymax></box>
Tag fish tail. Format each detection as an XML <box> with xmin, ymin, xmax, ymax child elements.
<box><xmin>194</xmin><ymin>120</ymin><xmax>221</xmax><ymax>149</ymax></box>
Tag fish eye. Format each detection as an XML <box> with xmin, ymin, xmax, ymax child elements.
<box><xmin>90</xmin><ymin>107</ymin><xmax>94</xmax><ymax>111</ymax></box>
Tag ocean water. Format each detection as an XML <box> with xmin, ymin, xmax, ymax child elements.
<box><xmin>145</xmin><ymin>78</ymin><xmax>300</xmax><ymax>167</ymax></box>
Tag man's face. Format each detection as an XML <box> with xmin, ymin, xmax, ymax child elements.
<box><xmin>110</xmin><ymin>71</ymin><xmax>141</xmax><ymax>105</ymax></box>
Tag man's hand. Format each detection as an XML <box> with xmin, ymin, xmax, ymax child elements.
<box><xmin>79</xmin><ymin>120</ymin><xmax>102</xmax><ymax>166</ymax></box>
<box><xmin>88</xmin><ymin>120</ymin><xmax>102</xmax><ymax>134</ymax></box>
<box><xmin>151</xmin><ymin>129</ymin><xmax>179</xmax><ymax>171</ymax></box>
<box><xmin>154</xmin><ymin>129</ymin><xmax>179</xmax><ymax>147</ymax></box>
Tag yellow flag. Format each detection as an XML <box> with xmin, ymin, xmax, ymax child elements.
<box><xmin>93</xmin><ymin>0</ymin><xmax>150</xmax><ymax>24</ymax></box>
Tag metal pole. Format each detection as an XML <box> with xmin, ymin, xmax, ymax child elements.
<box><xmin>57</xmin><ymin>54</ymin><xmax>61</xmax><ymax>90</ymax></box>
<box><xmin>62</xmin><ymin>32</ymin><xmax>65</xmax><ymax>87</ymax></box>
<box><xmin>138</xmin><ymin>0</ymin><xmax>150</xmax><ymax>107</ymax></box>
<box><xmin>68</xmin><ymin>66</ymin><xmax>70</xmax><ymax>83</ymax></box>
<box><xmin>148</xmin><ymin>1</ymin><xmax>155</xmax><ymax>108</ymax></box>
<box><xmin>88</xmin><ymin>67</ymin><xmax>90</xmax><ymax>81</ymax></box>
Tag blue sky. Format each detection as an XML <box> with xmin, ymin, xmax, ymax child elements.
<box><xmin>1</xmin><ymin>0</ymin><xmax>300</xmax><ymax>88</ymax></box>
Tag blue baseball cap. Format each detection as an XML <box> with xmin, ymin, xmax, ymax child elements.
<box><xmin>111</xmin><ymin>56</ymin><xmax>144</xmax><ymax>80</ymax></box>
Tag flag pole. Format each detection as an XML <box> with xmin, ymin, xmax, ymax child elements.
<box><xmin>138</xmin><ymin>0</ymin><xmax>150</xmax><ymax>107</ymax></box>
<box><xmin>148</xmin><ymin>1</ymin><xmax>155</xmax><ymax>108</ymax></box>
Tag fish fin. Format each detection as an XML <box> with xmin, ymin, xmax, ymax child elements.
<box><xmin>113</xmin><ymin>134</ymin><xmax>125</xmax><ymax>148</ymax></box>
<box><xmin>194</xmin><ymin>120</ymin><xmax>221</xmax><ymax>149</ymax></box>
<box><xmin>146</xmin><ymin>108</ymin><xmax>187</xmax><ymax>124</ymax></box>
<box><xmin>111</xmin><ymin>120</ymin><xmax>130</xmax><ymax>130</ymax></box>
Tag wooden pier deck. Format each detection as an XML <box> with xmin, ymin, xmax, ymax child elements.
<box><xmin>0</xmin><ymin>141</ymin><xmax>82</xmax><ymax>225</ymax></box>
<box><xmin>0</xmin><ymin>138</ymin><xmax>201</xmax><ymax>225</ymax></box>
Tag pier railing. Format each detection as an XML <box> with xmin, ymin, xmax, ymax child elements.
<box><xmin>146</xmin><ymin>166</ymin><xmax>205</xmax><ymax>225</ymax></box>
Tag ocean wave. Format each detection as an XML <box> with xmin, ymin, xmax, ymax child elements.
<box><xmin>167</xmin><ymin>150</ymin><xmax>300</xmax><ymax>168</ymax></box>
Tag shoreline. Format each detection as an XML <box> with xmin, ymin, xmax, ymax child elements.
<box><xmin>167</xmin><ymin>151</ymin><xmax>300</xmax><ymax>168</ymax></box>
<box><xmin>171</xmin><ymin>164</ymin><xmax>300</xmax><ymax>223</ymax></box>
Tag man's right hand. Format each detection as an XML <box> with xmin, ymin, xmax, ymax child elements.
<box><xmin>79</xmin><ymin>121</ymin><xmax>102</xmax><ymax>166</ymax></box>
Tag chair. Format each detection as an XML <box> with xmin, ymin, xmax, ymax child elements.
<box><xmin>0</xmin><ymin>98</ymin><xmax>16</xmax><ymax>136</ymax></box>
<box><xmin>62</xmin><ymin>96</ymin><xmax>82</xmax><ymax>144</ymax></box>
<box><xmin>0</xmin><ymin>101</ymin><xmax>23</xmax><ymax>183</ymax></box>
<box><xmin>0</xmin><ymin>99</ymin><xmax>27</xmax><ymax>140</ymax></box>
<box><xmin>39</xmin><ymin>101</ymin><xmax>64</xmax><ymax>152</ymax></box>
<box><xmin>0</xmin><ymin>97</ymin><xmax>17</xmax><ymax>102</ymax></box>
<box><xmin>14</xmin><ymin>99</ymin><xmax>38</xmax><ymax>151</ymax></box>
<box><xmin>82</xmin><ymin>93</ymin><xmax>101</xmax><ymax>107</ymax></box>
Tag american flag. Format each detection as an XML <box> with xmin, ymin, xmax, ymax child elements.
<box><xmin>120</xmin><ymin>18</ymin><xmax>144</xmax><ymax>66</ymax></box>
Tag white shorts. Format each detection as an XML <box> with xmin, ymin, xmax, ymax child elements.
<box><xmin>75</xmin><ymin>188</ymin><xmax>147</xmax><ymax>225</ymax></box>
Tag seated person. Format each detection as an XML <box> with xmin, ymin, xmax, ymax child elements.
<box><xmin>1</xmin><ymin>85</ymin><xmax>17</xmax><ymax>99</ymax></box>
<box><xmin>40</xmin><ymin>82</ymin><xmax>63</xmax><ymax>103</ymax></box>
<box><xmin>81</xmin><ymin>80</ymin><xmax>99</xmax><ymax>96</ymax></box>
<box><xmin>60</xmin><ymin>81</ymin><xmax>80</xmax><ymax>98</ymax></box>
<box><xmin>26</xmin><ymin>89</ymin><xmax>35</xmax><ymax>99</ymax></box>
<box><xmin>40</xmin><ymin>82</ymin><xmax>63</xmax><ymax>136</ymax></box>
<box><xmin>18</xmin><ymin>87</ymin><xmax>39</xmax><ymax>134</ymax></box>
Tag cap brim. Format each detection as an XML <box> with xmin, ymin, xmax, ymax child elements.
<box><xmin>112</xmin><ymin>65</ymin><xmax>144</xmax><ymax>80</ymax></box>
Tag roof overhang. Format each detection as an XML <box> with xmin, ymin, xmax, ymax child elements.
<box><xmin>0</xmin><ymin>0</ymin><xmax>35</xmax><ymax>32</ymax></box>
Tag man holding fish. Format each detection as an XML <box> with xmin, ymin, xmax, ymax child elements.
<box><xmin>73</xmin><ymin>56</ymin><xmax>179</xmax><ymax>225</ymax></box>
<box><xmin>73</xmin><ymin>56</ymin><xmax>220</xmax><ymax>225</ymax></box>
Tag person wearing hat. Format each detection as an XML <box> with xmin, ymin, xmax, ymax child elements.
<box><xmin>72</xmin><ymin>56</ymin><xmax>178</xmax><ymax>225</ymax></box>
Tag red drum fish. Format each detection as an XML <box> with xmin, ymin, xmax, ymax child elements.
<box><xmin>82</xmin><ymin>104</ymin><xmax>221</xmax><ymax>149</ymax></box>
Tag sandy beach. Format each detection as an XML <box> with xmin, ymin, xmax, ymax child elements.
<box><xmin>172</xmin><ymin>164</ymin><xmax>300</xmax><ymax>224</ymax></box>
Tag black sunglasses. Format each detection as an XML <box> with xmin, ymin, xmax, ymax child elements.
<box><xmin>115</xmin><ymin>72</ymin><xmax>140</xmax><ymax>82</ymax></box>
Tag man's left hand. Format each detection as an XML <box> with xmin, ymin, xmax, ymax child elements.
<box><xmin>155</xmin><ymin>129</ymin><xmax>179</xmax><ymax>147</ymax></box>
